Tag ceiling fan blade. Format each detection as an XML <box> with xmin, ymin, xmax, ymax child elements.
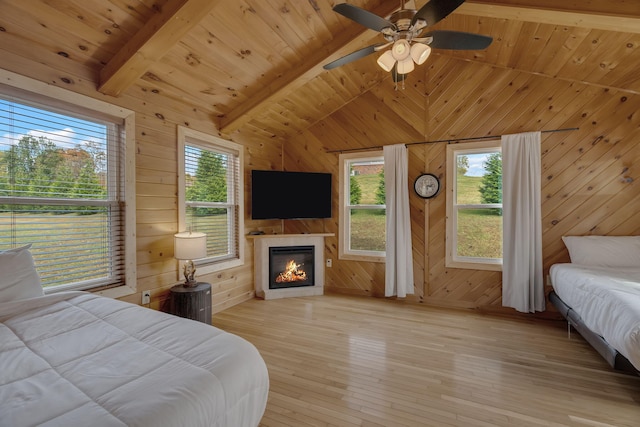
<box><xmin>333</xmin><ymin>3</ymin><xmax>395</xmax><ymax>32</ymax></box>
<box><xmin>426</xmin><ymin>30</ymin><xmax>493</xmax><ymax>50</ymax></box>
<box><xmin>323</xmin><ymin>44</ymin><xmax>386</xmax><ymax>70</ymax></box>
<box><xmin>411</xmin><ymin>0</ymin><xmax>465</xmax><ymax>27</ymax></box>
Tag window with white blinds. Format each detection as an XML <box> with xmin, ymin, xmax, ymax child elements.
<box><xmin>178</xmin><ymin>127</ymin><xmax>244</xmax><ymax>274</ymax></box>
<box><xmin>0</xmin><ymin>93</ymin><xmax>127</xmax><ymax>291</ymax></box>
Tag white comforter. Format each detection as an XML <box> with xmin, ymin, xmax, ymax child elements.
<box><xmin>550</xmin><ymin>264</ymin><xmax>640</xmax><ymax>371</ymax></box>
<box><xmin>0</xmin><ymin>292</ymin><xmax>269</xmax><ymax>427</ymax></box>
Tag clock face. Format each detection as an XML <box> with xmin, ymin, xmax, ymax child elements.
<box><xmin>414</xmin><ymin>173</ymin><xmax>440</xmax><ymax>199</ymax></box>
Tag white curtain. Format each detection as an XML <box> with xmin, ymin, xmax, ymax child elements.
<box><xmin>501</xmin><ymin>131</ymin><xmax>545</xmax><ymax>313</ymax></box>
<box><xmin>384</xmin><ymin>144</ymin><xmax>414</xmax><ymax>297</ymax></box>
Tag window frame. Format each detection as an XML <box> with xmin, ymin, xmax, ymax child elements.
<box><xmin>177</xmin><ymin>126</ymin><xmax>244</xmax><ymax>276</ymax></box>
<box><xmin>338</xmin><ymin>151</ymin><xmax>385</xmax><ymax>262</ymax></box>
<box><xmin>445</xmin><ymin>140</ymin><xmax>502</xmax><ymax>271</ymax></box>
<box><xmin>0</xmin><ymin>69</ymin><xmax>137</xmax><ymax>298</ymax></box>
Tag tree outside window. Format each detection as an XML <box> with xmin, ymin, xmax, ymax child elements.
<box><xmin>1</xmin><ymin>135</ymin><xmax>105</xmax><ymax>205</ymax></box>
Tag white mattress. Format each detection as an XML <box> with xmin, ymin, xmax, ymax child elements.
<box><xmin>0</xmin><ymin>292</ymin><xmax>269</xmax><ymax>427</ymax></box>
<box><xmin>550</xmin><ymin>263</ymin><xmax>640</xmax><ymax>371</ymax></box>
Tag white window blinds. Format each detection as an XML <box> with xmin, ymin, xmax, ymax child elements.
<box><xmin>0</xmin><ymin>94</ymin><xmax>126</xmax><ymax>291</ymax></box>
<box><xmin>184</xmin><ymin>141</ymin><xmax>241</xmax><ymax>264</ymax></box>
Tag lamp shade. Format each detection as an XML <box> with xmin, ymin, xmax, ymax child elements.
<box><xmin>410</xmin><ymin>43</ymin><xmax>432</xmax><ymax>65</ymax></box>
<box><xmin>174</xmin><ymin>232</ymin><xmax>207</xmax><ymax>260</ymax></box>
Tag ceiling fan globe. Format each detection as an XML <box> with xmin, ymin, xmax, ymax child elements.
<box><xmin>391</xmin><ymin>39</ymin><xmax>411</xmax><ymax>61</ymax></box>
<box><xmin>396</xmin><ymin>57</ymin><xmax>415</xmax><ymax>74</ymax></box>
<box><xmin>377</xmin><ymin>50</ymin><xmax>396</xmax><ymax>72</ymax></box>
<box><xmin>410</xmin><ymin>43</ymin><xmax>432</xmax><ymax>65</ymax></box>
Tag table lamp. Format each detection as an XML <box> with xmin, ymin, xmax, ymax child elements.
<box><xmin>174</xmin><ymin>231</ymin><xmax>207</xmax><ymax>287</ymax></box>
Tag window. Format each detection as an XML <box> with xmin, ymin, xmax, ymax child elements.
<box><xmin>178</xmin><ymin>127</ymin><xmax>244</xmax><ymax>274</ymax></box>
<box><xmin>446</xmin><ymin>141</ymin><xmax>502</xmax><ymax>270</ymax></box>
<box><xmin>339</xmin><ymin>152</ymin><xmax>385</xmax><ymax>261</ymax></box>
<box><xmin>0</xmin><ymin>73</ymin><xmax>135</xmax><ymax>294</ymax></box>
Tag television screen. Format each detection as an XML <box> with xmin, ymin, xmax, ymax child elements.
<box><xmin>251</xmin><ymin>170</ymin><xmax>332</xmax><ymax>219</ymax></box>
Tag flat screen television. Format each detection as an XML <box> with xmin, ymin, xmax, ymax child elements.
<box><xmin>251</xmin><ymin>170</ymin><xmax>332</xmax><ymax>219</ymax></box>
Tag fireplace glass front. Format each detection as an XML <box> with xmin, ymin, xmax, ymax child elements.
<box><xmin>269</xmin><ymin>245</ymin><xmax>314</xmax><ymax>289</ymax></box>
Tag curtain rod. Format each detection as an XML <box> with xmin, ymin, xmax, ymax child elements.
<box><xmin>325</xmin><ymin>127</ymin><xmax>579</xmax><ymax>154</ymax></box>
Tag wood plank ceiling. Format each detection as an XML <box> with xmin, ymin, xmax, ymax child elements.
<box><xmin>1</xmin><ymin>0</ymin><xmax>639</xmax><ymax>142</ymax></box>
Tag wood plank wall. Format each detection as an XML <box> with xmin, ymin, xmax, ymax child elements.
<box><xmin>284</xmin><ymin>55</ymin><xmax>640</xmax><ymax>315</ymax></box>
<box><xmin>2</xmin><ymin>46</ymin><xmax>637</xmax><ymax>316</ymax></box>
<box><xmin>132</xmin><ymin>120</ymin><xmax>284</xmax><ymax>314</ymax></box>
<box><xmin>0</xmin><ymin>51</ymin><xmax>284</xmax><ymax>313</ymax></box>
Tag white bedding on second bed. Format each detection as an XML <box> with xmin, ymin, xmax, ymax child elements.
<box><xmin>550</xmin><ymin>263</ymin><xmax>640</xmax><ymax>371</ymax></box>
<box><xmin>0</xmin><ymin>292</ymin><xmax>269</xmax><ymax>427</ymax></box>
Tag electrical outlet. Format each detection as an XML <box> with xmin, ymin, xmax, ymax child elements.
<box><xmin>326</xmin><ymin>258</ymin><xmax>332</xmax><ymax>267</ymax></box>
<box><xmin>141</xmin><ymin>290</ymin><xmax>151</xmax><ymax>305</ymax></box>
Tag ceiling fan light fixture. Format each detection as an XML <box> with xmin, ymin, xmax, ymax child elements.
<box><xmin>410</xmin><ymin>42</ymin><xmax>432</xmax><ymax>65</ymax></box>
<box><xmin>324</xmin><ymin>1</ymin><xmax>494</xmax><ymax>85</ymax></box>
<box><xmin>396</xmin><ymin>57</ymin><xmax>415</xmax><ymax>74</ymax></box>
<box><xmin>377</xmin><ymin>50</ymin><xmax>396</xmax><ymax>72</ymax></box>
<box><xmin>391</xmin><ymin>39</ymin><xmax>411</xmax><ymax>61</ymax></box>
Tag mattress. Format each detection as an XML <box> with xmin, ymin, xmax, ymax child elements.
<box><xmin>0</xmin><ymin>292</ymin><xmax>269</xmax><ymax>427</ymax></box>
<box><xmin>550</xmin><ymin>263</ymin><xmax>640</xmax><ymax>371</ymax></box>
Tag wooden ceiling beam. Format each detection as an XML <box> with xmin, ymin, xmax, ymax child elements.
<box><xmin>218</xmin><ymin>2</ymin><xmax>406</xmax><ymax>136</ymax></box>
<box><xmin>98</xmin><ymin>0</ymin><xmax>222</xmax><ymax>97</ymax></box>
<box><xmin>461</xmin><ymin>0</ymin><xmax>640</xmax><ymax>34</ymax></box>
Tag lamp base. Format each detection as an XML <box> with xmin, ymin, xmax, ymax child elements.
<box><xmin>182</xmin><ymin>260</ymin><xmax>198</xmax><ymax>287</ymax></box>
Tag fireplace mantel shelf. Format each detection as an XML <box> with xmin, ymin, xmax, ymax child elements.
<box><xmin>247</xmin><ymin>233</ymin><xmax>334</xmax><ymax>239</ymax></box>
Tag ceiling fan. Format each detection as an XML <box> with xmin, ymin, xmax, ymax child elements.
<box><xmin>323</xmin><ymin>0</ymin><xmax>492</xmax><ymax>82</ymax></box>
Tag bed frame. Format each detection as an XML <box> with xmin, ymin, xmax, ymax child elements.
<box><xmin>549</xmin><ymin>291</ymin><xmax>639</xmax><ymax>375</ymax></box>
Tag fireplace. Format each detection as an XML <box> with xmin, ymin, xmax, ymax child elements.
<box><xmin>251</xmin><ymin>233</ymin><xmax>330</xmax><ymax>300</ymax></box>
<box><xmin>269</xmin><ymin>246</ymin><xmax>314</xmax><ymax>289</ymax></box>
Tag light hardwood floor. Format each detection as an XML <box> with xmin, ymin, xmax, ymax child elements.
<box><xmin>213</xmin><ymin>294</ymin><xmax>640</xmax><ymax>426</ymax></box>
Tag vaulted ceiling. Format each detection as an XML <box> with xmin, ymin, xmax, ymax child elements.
<box><xmin>1</xmin><ymin>0</ymin><xmax>639</xmax><ymax>141</ymax></box>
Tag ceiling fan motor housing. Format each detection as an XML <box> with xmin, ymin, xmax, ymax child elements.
<box><xmin>382</xmin><ymin>8</ymin><xmax>426</xmax><ymax>42</ymax></box>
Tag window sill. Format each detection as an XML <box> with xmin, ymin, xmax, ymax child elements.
<box><xmin>339</xmin><ymin>253</ymin><xmax>386</xmax><ymax>263</ymax></box>
<box><xmin>196</xmin><ymin>258</ymin><xmax>244</xmax><ymax>275</ymax></box>
<box><xmin>446</xmin><ymin>259</ymin><xmax>502</xmax><ymax>272</ymax></box>
<box><xmin>95</xmin><ymin>284</ymin><xmax>137</xmax><ymax>299</ymax></box>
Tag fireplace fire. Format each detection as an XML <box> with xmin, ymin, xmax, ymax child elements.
<box><xmin>269</xmin><ymin>245</ymin><xmax>314</xmax><ymax>289</ymax></box>
<box><xmin>275</xmin><ymin>259</ymin><xmax>307</xmax><ymax>283</ymax></box>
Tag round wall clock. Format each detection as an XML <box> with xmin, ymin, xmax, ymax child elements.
<box><xmin>414</xmin><ymin>173</ymin><xmax>440</xmax><ymax>199</ymax></box>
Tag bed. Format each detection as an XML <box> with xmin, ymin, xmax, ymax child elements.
<box><xmin>549</xmin><ymin>235</ymin><xmax>640</xmax><ymax>375</ymax></box>
<box><xmin>0</xmin><ymin>245</ymin><xmax>269</xmax><ymax>427</ymax></box>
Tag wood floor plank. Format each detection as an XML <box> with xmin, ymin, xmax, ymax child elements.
<box><xmin>212</xmin><ymin>295</ymin><xmax>640</xmax><ymax>426</ymax></box>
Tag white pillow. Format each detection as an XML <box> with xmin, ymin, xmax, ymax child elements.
<box><xmin>0</xmin><ymin>244</ymin><xmax>43</xmax><ymax>302</ymax></box>
<box><xmin>562</xmin><ymin>235</ymin><xmax>640</xmax><ymax>268</ymax></box>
